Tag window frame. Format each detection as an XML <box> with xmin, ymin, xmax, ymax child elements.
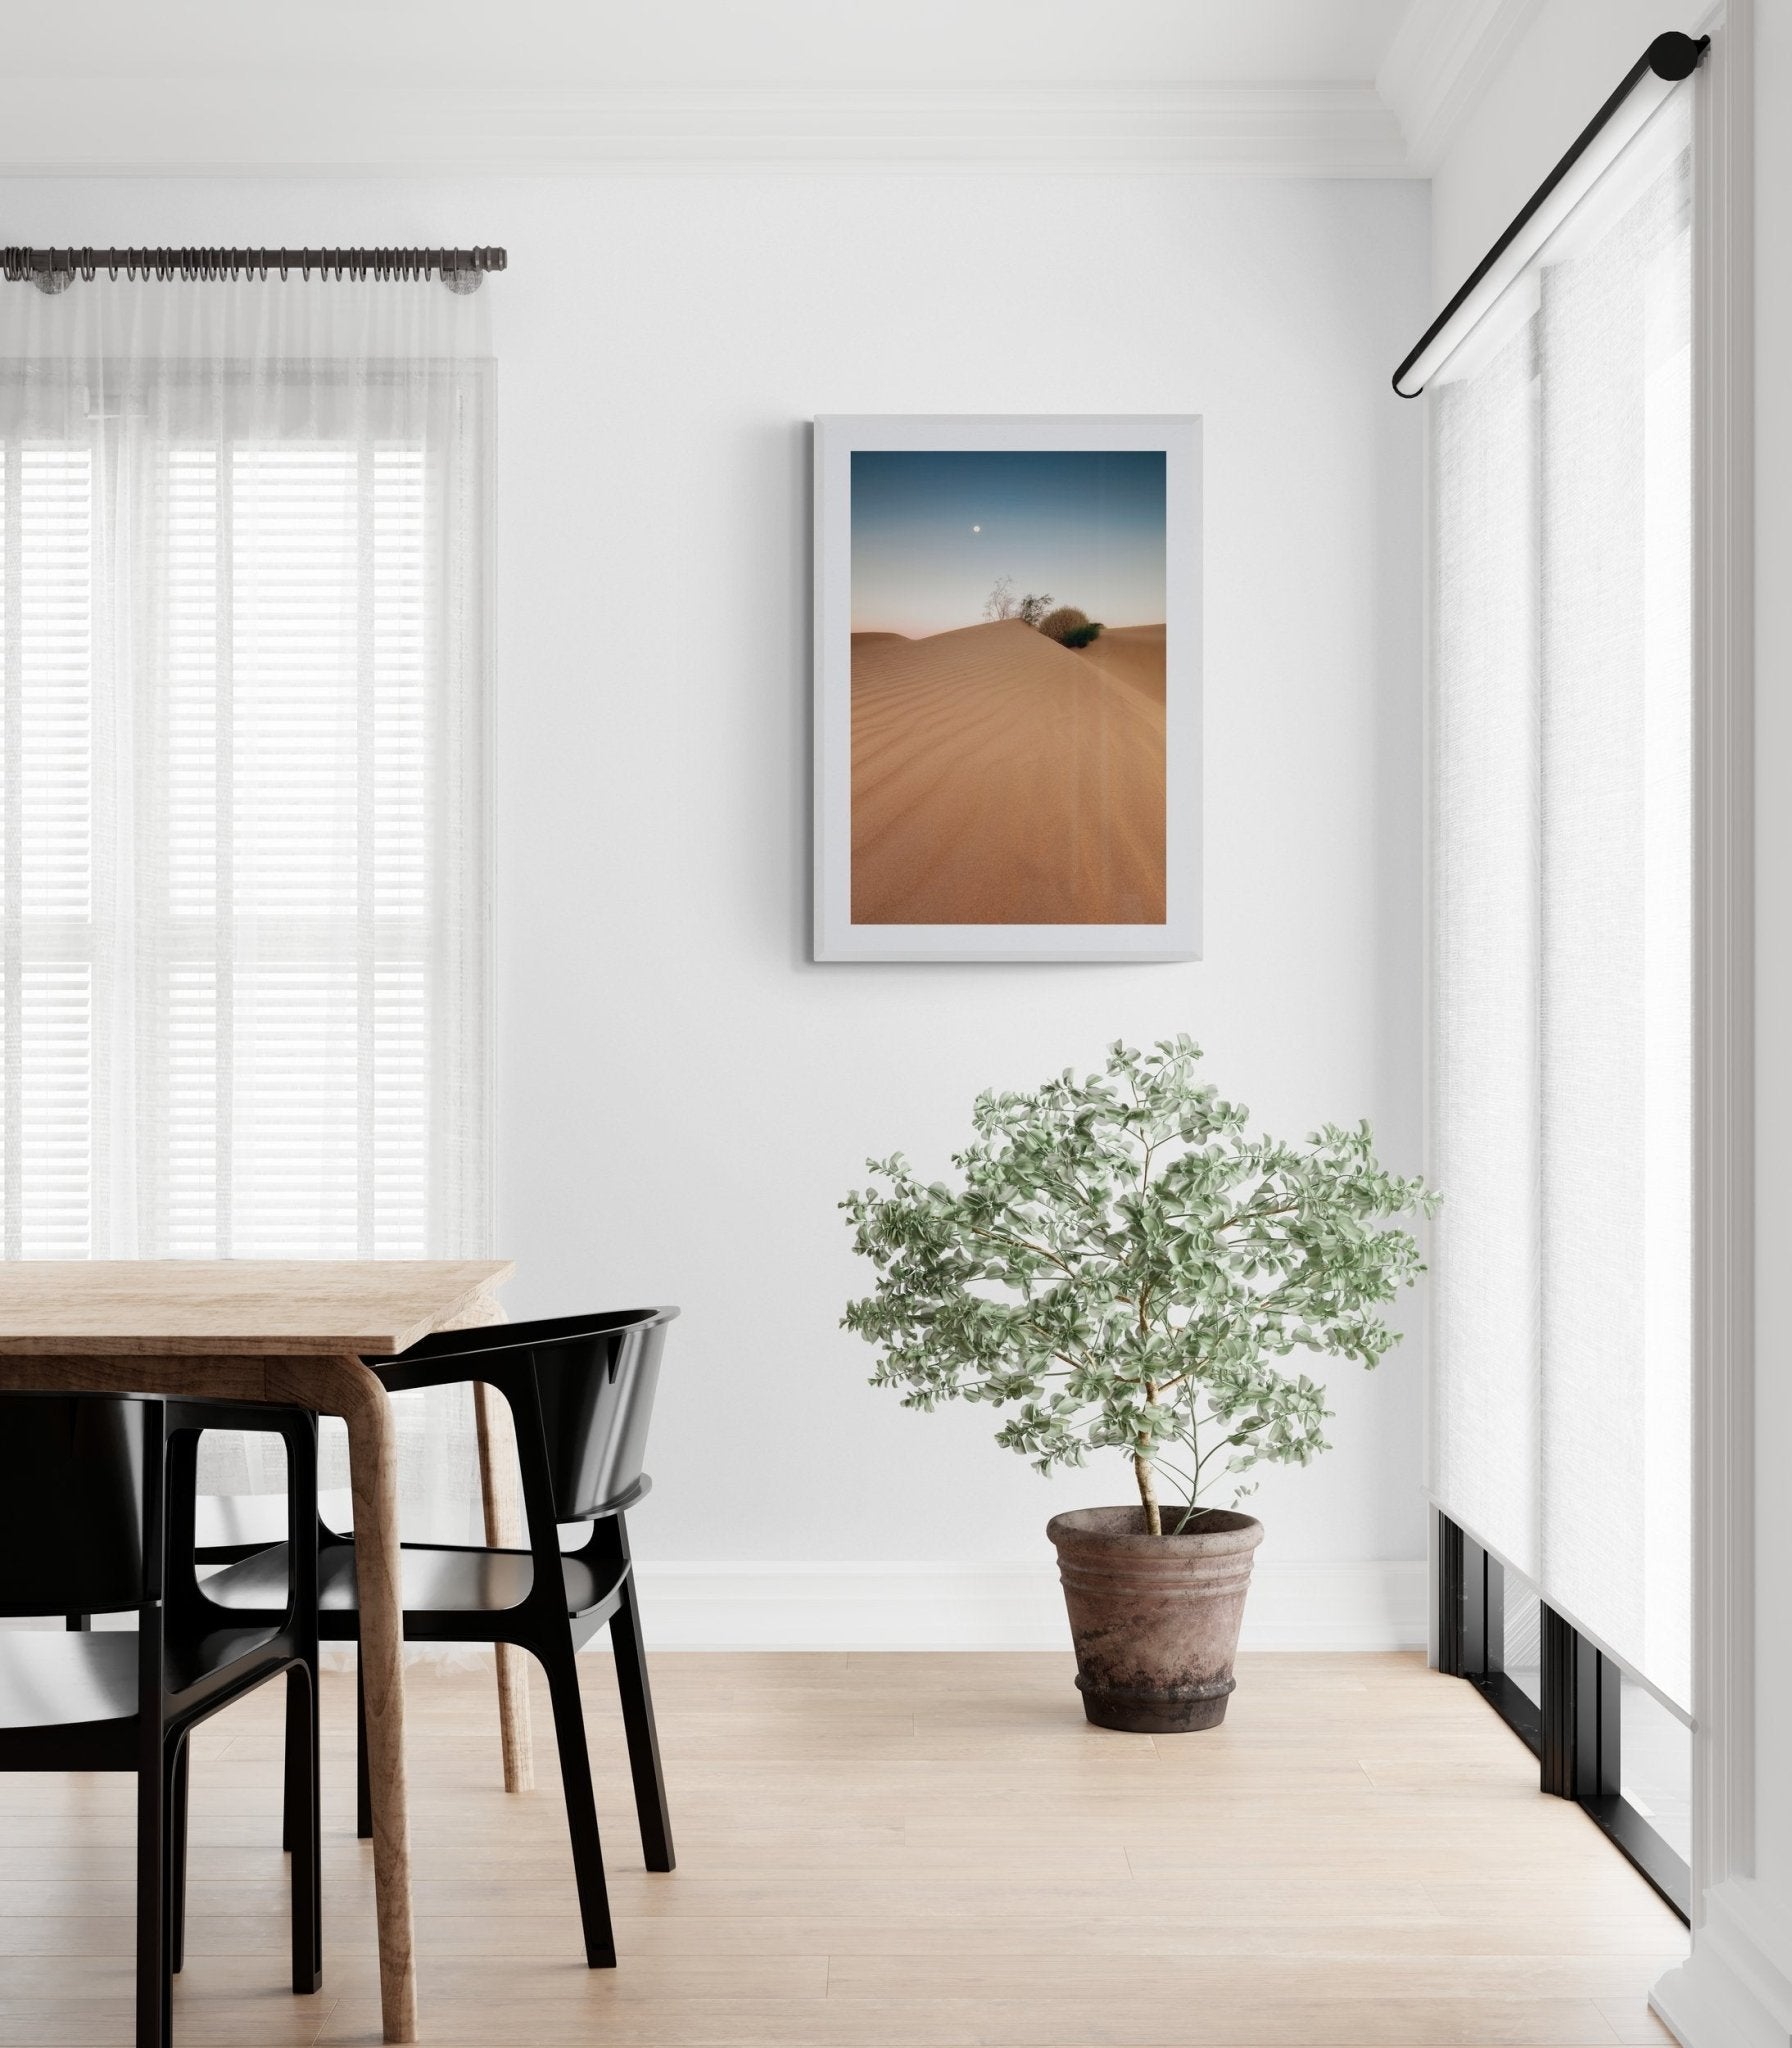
<box><xmin>1436</xmin><ymin>1508</ymin><xmax>1690</xmax><ymax>1920</ymax></box>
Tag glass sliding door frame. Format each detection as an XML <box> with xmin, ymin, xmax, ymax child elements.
<box><xmin>1435</xmin><ymin>1509</ymin><xmax>1690</xmax><ymax>1920</ymax></box>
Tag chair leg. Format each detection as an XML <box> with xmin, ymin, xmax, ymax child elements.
<box><xmin>166</xmin><ymin>1737</ymin><xmax>189</xmax><ymax>1977</ymax></box>
<box><xmin>354</xmin><ymin>1654</ymin><xmax>372</xmax><ymax>1842</ymax></box>
<box><xmin>540</xmin><ymin>1646</ymin><xmax>617</xmax><ymax>1968</ymax></box>
<box><xmin>282</xmin><ymin>1656</ymin><xmax>305</xmax><ymax>1853</ymax></box>
<box><xmin>609</xmin><ymin>1574</ymin><xmax>675</xmax><ymax>1872</ymax></box>
<box><xmin>286</xmin><ymin>1663</ymin><xmax>322</xmax><ymax>1993</ymax></box>
<box><xmin>65</xmin><ymin>1613</ymin><xmax>89</xmax><ymax>1631</ymax></box>
<box><xmin>138</xmin><ymin>1738</ymin><xmax>167</xmax><ymax>2048</ymax></box>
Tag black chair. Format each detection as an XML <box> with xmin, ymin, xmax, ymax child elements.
<box><xmin>200</xmin><ymin>1305</ymin><xmax>677</xmax><ymax>1970</ymax></box>
<box><xmin>0</xmin><ymin>1393</ymin><xmax>321</xmax><ymax>2048</ymax></box>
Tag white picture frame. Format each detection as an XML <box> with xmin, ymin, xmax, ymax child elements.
<box><xmin>813</xmin><ymin>414</ymin><xmax>1202</xmax><ymax>963</ymax></box>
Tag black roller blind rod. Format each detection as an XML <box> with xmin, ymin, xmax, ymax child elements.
<box><xmin>1392</xmin><ymin>30</ymin><xmax>1707</xmax><ymax>398</ymax></box>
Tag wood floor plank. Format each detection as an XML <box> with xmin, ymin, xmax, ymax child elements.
<box><xmin>0</xmin><ymin>1652</ymin><xmax>1684</xmax><ymax>2045</ymax></box>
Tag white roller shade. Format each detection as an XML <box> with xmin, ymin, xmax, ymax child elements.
<box><xmin>1430</xmin><ymin>92</ymin><xmax>1692</xmax><ymax>1710</ymax></box>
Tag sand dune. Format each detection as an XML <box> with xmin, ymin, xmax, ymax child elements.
<box><xmin>851</xmin><ymin>618</ymin><xmax>1166</xmax><ymax>926</ymax></box>
<box><xmin>1075</xmin><ymin>622</ymin><xmax>1166</xmax><ymax>706</ymax></box>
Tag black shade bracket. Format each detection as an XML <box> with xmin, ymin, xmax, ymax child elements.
<box><xmin>1392</xmin><ymin>30</ymin><xmax>1709</xmax><ymax>397</ymax></box>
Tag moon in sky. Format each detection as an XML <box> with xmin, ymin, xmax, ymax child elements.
<box><xmin>971</xmin><ymin>524</ymin><xmax>981</xmax><ymax>532</ymax></box>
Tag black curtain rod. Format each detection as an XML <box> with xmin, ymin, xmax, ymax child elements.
<box><xmin>0</xmin><ymin>246</ymin><xmax>507</xmax><ymax>293</ymax></box>
<box><xmin>1391</xmin><ymin>30</ymin><xmax>1707</xmax><ymax>397</ymax></box>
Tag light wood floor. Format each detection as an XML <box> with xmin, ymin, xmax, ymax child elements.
<box><xmin>0</xmin><ymin>1652</ymin><xmax>1685</xmax><ymax>2045</ymax></box>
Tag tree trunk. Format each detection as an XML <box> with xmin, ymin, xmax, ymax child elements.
<box><xmin>1133</xmin><ymin>1448</ymin><xmax>1162</xmax><ymax>1536</ymax></box>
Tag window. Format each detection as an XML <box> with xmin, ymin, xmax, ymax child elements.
<box><xmin>1438</xmin><ymin>1516</ymin><xmax>1690</xmax><ymax>1916</ymax></box>
<box><xmin>0</xmin><ymin>290</ymin><xmax>490</xmax><ymax>1263</ymax></box>
<box><xmin>1428</xmin><ymin>85</ymin><xmax>1693</xmax><ymax>1909</ymax></box>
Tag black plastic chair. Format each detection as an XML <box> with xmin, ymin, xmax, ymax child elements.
<box><xmin>0</xmin><ymin>1393</ymin><xmax>320</xmax><ymax>2048</ymax></box>
<box><xmin>200</xmin><ymin>1305</ymin><xmax>677</xmax><ymax>1970</ymax></box>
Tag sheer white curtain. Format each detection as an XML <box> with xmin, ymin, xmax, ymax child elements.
<box><xmin>0</xmin><ymin>275</ymin><xmax>492</xmax><ymax>1542</ymax></box>
<box><xmin>1431</xmin><ymin>93</ymin><xmax>1692</xmax><ymax>1710</ymax></box>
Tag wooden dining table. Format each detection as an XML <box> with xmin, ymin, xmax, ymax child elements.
<box><xmin>0</xmin><ymin>1258</ymin><xmax>520</xmax><ymax>2044</ymax></box>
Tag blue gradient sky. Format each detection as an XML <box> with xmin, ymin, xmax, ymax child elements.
<box><xmin>850</xmin><ymin>450</ymin><xmax>1166</xmax><ymax>638</ymax></box>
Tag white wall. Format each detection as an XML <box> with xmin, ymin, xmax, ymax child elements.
<box><xmin>1429</xmin><ymin>1</ymin><xmax>1692</xmax><ymax>295</ymax></box>
<box><xmin>0</xmin><ymin>170</ymin><xmax>1430</xmax><ymax>1646</ymax></box>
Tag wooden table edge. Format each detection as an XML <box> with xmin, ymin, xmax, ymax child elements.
<box><xmin>0</xmin><ymin>1260</ymin><xmax>516</xmax><ymax>1358</ymax></box>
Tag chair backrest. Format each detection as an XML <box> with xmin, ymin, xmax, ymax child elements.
<box><xmin>0</xmin><ymin>1395</ymin><xmax>149</xmax><ymax>1617</ymax></box>
<box><xmin>389</xmin><ymin>1306</ymin><xmax>675</xmax><ymax>1523</ymax></box>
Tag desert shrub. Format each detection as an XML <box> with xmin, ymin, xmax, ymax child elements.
<box><xmin>1015</xmin><ymin>591</ymin><xmax>1053</xmax><ymax>627</ymax></box>
<box><xmin>983</xmin><ymin>576</ymin><xmax>1017</xmax><ymax>621</ymax></box>
<box><xmin>1040</xmin><ymin>606</ymin><xmax>1106</xmax><ymax>647</ymax></box>
<box><xmin>1038</xmin><ymin>605</ymin><xmax>1087</xmax><ymax>641</ymax></box>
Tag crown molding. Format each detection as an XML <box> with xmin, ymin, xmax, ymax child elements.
<box><xmin>1376</xmin><ymin>0</ymin><xmax>1545</xmax><ymax>173</ymax></box>
<box><xmin>0</xmin><ymin>11</ymin><xmax>1552</xmax><ymax>183</ymax></box>
<box><xmin>0</xmin><ymin>78</ymin><xmax>1417</xmax><ymax>177</ymax></box>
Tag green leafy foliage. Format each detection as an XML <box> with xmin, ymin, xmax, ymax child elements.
<box><xmin>1060</xmin><ymin>621</ymin><xmax>1104</xmax><ymax>648</ymax></box>
<box><xmin>841</xmin><ymin>1038</ymin><xmax>1438</xmax><ymax>1533</ymax></box>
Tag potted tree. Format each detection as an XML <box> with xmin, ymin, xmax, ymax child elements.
<box><xmin>842</xmin><ymin>1038</ymin><xmax>1436</xmax><ymax>1733</ymax></box>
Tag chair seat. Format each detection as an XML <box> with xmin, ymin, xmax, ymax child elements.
<box><xmin>202</xmin><ymin>1539</ymin><xmax>626</xmax><ymax>1634</ymax></box>
<box><xmin>0</xmin><ymin>1623</ymin><xmax>284</xmax><ymax>1732</ymax></box>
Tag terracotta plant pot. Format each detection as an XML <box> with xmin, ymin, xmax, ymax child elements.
<box><xmin>1046</xmin><ymin>1506</ymin><xmax>1265</xmax><ymax>1733</ymax></box>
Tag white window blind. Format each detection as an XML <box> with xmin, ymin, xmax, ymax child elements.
<box><xmin>1430</xmin><ymin>92</ymin><xmax>1693</xmax><ymax>1710</ymax></box>
<box><xmin>0</xmin><ymin>278</ymin><xmax>492</xmax><ymax>1535</ymax></box>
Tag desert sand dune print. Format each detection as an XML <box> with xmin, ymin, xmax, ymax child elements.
<box><xmin>851</xmin><ymin>619</ymin><xmax>1166</xmax><ymax>924</ymax></box>
<box><xmin>848</xmin><ymin>447</ymin><xmax>1169</xmax><ymax>927</ymax></box>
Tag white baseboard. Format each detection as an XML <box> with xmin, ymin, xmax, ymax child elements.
<box><xmin>626</xmin><ymin>1557</ymin><xmax>1428</xmax><ymax>1653</ymax></box>
<box><xmin>6</xmin><ymin>1558</ymin><xmax>1427</xmax><ymax>1661</ymax></box>
<box><xmin>1651</xmin><ymin>1881</ymin><xmax>1792</xmax><ymax>2048</ymax></box>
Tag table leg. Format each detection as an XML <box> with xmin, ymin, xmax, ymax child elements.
<box><xmin>474</xmin><ymin>1382</ymin><xmax>535</xmax><ymax>1793</ymax></box>
<box><xmin>302</xmin><ymin>1355</ymin><xmax>417</xmax><ymax>2044</ymax></box>
<box><xmin>437</xmin><ymin>1287</ymin><xmax>534</xmax><ymax>1797</ymax></box>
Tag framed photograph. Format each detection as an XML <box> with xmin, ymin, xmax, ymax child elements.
<box><xmin>813</xmin><ymin>414</ymin><xmax>1201</xmax><ymax>963</ymax></box>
